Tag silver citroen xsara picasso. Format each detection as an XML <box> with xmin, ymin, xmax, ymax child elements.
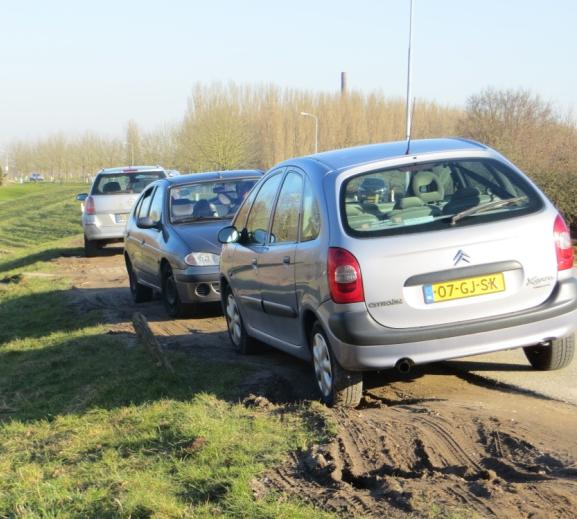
<box><xmin>218</xmin><ymin>138</ymin><xmax>577</xmax><ymax>407</ymax></box>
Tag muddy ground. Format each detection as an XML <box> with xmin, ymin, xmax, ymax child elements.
<box><xmin>54</xmin><ymin>245</ymin><xmax>577</xmax><ymax>518</ymax></box>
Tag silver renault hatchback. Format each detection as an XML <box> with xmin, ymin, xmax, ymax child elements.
<box><xmin>218</xmin><ymin>138</ymin><xmax>577</xmax><ymax>407</ymax></box>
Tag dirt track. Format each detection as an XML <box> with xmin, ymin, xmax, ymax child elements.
<box><xmin>55</xmin><ymin>246</ymin><xmax>577</xmax><ymax>518</ymax></box>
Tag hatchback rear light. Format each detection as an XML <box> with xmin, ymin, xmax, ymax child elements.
<box><xmin>328</xmin><ymin>247</ymin><xmax>365</xmax><ymax>304</ymax></box>
<box><xmin>554</xmin><ymin>214</ymin><xmax>573</xmax><ymax>271</ymax></box>
<box><xmin>84</xmin><ymin>195</ymin><xmax>95</xmax><ymax>215</ymax></box>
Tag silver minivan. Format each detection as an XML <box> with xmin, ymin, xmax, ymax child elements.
<box><xmin>218</xmin><ymin>138</ymin><xmax>577</xmax><ymax>407</ymax></box>
<box><xmin>77</xmin><ymin>166</ymin><xmax>167</xmax><ymax>256</ymax></box>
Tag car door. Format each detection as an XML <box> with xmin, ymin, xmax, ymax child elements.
<box><xmin>230</xmin><ymin>171</ymin><xmax>284</xmax><ymax>333</ymax></box>
<box><xmin>138</xmin><ymin>185</ymin><xmax>166</xmax><ymax>288</ymax></box>
<box><xmin>257</xmin><ymin>170</ymin><xmax>303</xmax><ymax>345</ymax></box>
<box><xmin>125</xmin><ymin>187</ymin><xmax>155</xmax><ymax>279</ymax></box>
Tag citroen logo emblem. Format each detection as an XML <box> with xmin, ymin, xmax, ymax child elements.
<box><xmin>453</xmin><ymin>250</ymin><xmax>470</xmax><ymax>266</ymax></box>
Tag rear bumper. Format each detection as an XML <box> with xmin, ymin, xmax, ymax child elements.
<box><xmin>83</xmin><ymin>221</ymin><xmax>125</xmax><ymax>241</ymax></box>
<box><xmin>174</xmin><ymin>266</ymin><xmax>221</xmax><ymax>304</ymax></box>
<box><xmin>318</xmin><ymin>277</ymin><xmax>577</xmax><ymax>371</ymax></box>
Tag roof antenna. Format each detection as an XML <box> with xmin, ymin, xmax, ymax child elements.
<box><xmin>404</xmin><ymin>0</ymin><xmax>414</xmax><ymax>155</ymax></box>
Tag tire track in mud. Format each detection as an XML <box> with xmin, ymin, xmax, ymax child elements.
<box><xmin>54</xmin><ymin>251</ymin><xmax>577</xmax><ymax>518</ymax></box>
<box><xmin>263</xmin><ymin>398</ymin><xmax>577</xmax><ymax>518</ymax></box>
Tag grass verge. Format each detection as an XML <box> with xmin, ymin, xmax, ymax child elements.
<box><xmin>0</xmin><ymin>186</ymin><xmax>336</xmax><ymax>518</ymax></box>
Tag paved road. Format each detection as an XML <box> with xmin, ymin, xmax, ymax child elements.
<box><xmin>448</xmin><ymin>343</ymin><xmax>577</xmax><ymax>405</ymax></box>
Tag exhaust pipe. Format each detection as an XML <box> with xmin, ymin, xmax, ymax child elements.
<box><xmin>395</xmin><ymin>358</ymin><xmax>414</xmax><ymax>375</ymax></box>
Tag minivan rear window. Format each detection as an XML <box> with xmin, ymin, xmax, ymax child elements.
<box><xmin>92</xmin><ymin>172</ymin><xmax>165</xmax><ymax>195</ymax></box>
<box><xmin>341</xmin><ymin>158</ymin><xmax>543</xmax><ymax>237</ymax></box>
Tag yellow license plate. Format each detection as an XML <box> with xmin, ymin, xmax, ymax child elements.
<box><xmin>423</xmin><ymin>272</ymin><xmax>505</xmax><ymax>304</ymax></box>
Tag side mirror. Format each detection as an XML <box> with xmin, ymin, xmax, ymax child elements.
<box><xmin>76</xmin><ymin>193</ymin><xmax>88</xmax><ymax>202</ymax></box>
<box><xmin>218</xmin><ymin>226</ymin><xmax>240</xmax><ymax>244</ymax></box>
<box><xmin>137</xmin><ymin>216</ymin><xmax>161</xmax><ymax>229</ymax></box>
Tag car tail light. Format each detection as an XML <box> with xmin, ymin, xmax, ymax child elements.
<box><xmin>328</xmin><ymin>247</ymin><xmax>364</xmax><ymax>304</ymax></box>
<box><xmin>554</xmin><ymin>214</ymin><xmax>573</xmax><ymax>271</ymax></box>
<box><xmin>85</xmin><ymin>196</ymin><xmax>95</xmax><ymax>215</ymax></box>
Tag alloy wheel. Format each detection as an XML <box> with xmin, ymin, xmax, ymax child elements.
<box><xmin>312</xmin><ymin>331</ymin><xmax>333</xmax><ymax>397</ymax></box>
<box><xmin>226</xmin><ymin>293</ymin><xmax>242</xmax><ymax>346</ymax></box>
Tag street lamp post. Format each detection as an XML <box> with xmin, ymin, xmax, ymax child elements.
<box><xmin>300</xmin><ymin>111</ymin><xmax>319</xmax><ymax>154</ymax></box>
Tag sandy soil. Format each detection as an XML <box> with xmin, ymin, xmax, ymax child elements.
<box><xmin>54</xmin><ymin>246</ymin><xmax>577</xmax><ymax>519</ymax></box>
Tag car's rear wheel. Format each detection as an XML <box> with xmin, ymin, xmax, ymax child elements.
<box><xmin>224</xmin><ymin>287</ymin><xmax>258</xmax><ymax>354</ymax></box>
<box><xmin>523</xmin><ymin>335</ymin><xmax>575</xmax><ymax>371</ymax></box>
<box><xmin>310</xmin><ymin>322</ymin><xmax>363</xmax><ymax>408</ymax></box>
<box><xmin>161</xmin><ymin>264</ymin><xmax>190</xmax><ymax>318</ymax></box>
<box><xmin>84</xmin><ymin>235</ymin><xmax>100</xmax><ymax>257</ymax></box>
<box><xmin>126</xmin><ymin>258</ymin><xmax>153</xmax><ymax>303</ymax></box>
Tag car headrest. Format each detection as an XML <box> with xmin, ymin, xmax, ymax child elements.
<box><xmin>412</xmin><ymin>171</ymin><xmax>444</xmax><ymax>203</ymax></box>
<box><xmin>171</xmin><ymin>199</ymin><xmax>194</xmax><ymax>217</ymax></box>
<box><xmin>102</xmin><ymin>181</ymin><xmax>121</xmax><ymax>193</ymax></box>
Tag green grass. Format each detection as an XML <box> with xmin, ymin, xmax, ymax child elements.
<box><xmin>0</xmin><ymin>187</ymin><xmax>336</xmax><ymax>518</ymax></box>
<box><xmin>0</xmin><ymin>184</ymin><xmax>85</xmax><ymax>259</ymax></box>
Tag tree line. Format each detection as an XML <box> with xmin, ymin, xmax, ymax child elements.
<box><xmin>3</xmin><ymin>82</ymin><xmax>577</xmax><ymax>225</ymax></box>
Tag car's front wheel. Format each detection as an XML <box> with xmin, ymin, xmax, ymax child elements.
<box><xmin>224</xmin><ymin>287</ymin><xmax>258</xmax><ymax>354</ymax></box>
<box><xmin>523</xmin><ymin>335</ymin><xmax>575</xmax><ymax>371</ymax></box>
<box><xmin>161</xmin><ymin>264</ymin><xmax>189</xmax><ymax>318</ymax></box>
<box><xmin>310</xmin><ymin>322</ymin><xmax>363</xmax><ymax>408</ymax></box>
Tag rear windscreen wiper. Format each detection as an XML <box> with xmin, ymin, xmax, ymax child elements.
<box><xmin>450</xmin><ymin>196</ymin><xmax>527</xmax><ymax>226</ymax></box>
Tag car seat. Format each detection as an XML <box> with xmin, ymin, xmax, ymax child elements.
<box><xmin>171</xmin><ymin>199</ymin><xmax>194</xmax><ymax>218</ymax></box>
<box><xmin>192</xmin><ymin>199</ymin><xmax>216</xmax><ymax>218</ymax></box>
<box><xmin>102</xmin><ymin>181</ymin><xmax>121</xmax><ymax>193</ymax></box>
<box><xmin>412</xmin><ymin>171</ymin><xmax>444</xmax><ymax>205</ymax></box>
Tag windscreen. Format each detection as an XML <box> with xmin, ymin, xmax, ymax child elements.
<box><xmin>92</xmin><ymin>172</ymin><xmax>164</xmax><ymax>195</ymax></box>
<box><xmin>341</xmin><ymin>158</ymin><xmax>543</xmax><ymax>237</ymax></box>
<box><xmin>170</xmin><ymin>178</ymin><xmax>257</xmax><ymax>222</ymax></box>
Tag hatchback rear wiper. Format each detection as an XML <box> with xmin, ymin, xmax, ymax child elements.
<box><xmin>450</xmin><ymin>196</ymin><xmax>527</xmax><ymax>226</ymax></box>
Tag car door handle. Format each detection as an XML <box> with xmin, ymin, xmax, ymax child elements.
<box><xmin>282</xmin><ymin>256</ymin><xmax>291</xmax><ymax>265</ymax></box>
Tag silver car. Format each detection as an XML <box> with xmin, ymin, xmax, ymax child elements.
<box><xmin>77</xmin><ymin>166</ymin><xmax>167</xmax><ymax>256</ymax></box>
<box><xmin>218</xmin><ymin>138</ymin><xmax>577</xmax><ymax>407</ymax></box>
<box><xmin>124</xmin><ymin>170</ymin><xmax>262</xmax><ymax>317</ymax></box>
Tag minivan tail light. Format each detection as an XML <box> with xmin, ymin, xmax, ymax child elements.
<box><xmin>328</xmin><ymin>247</ymin><xmax>364</xmax><ymax>304</ymax></box>
<box><xmin>554</xmin><ymin>214</ymin><xmax>573</xmax><ymax>271</ymax></box>
<box><xmin>85</xmin><ymin>196</ymin><xmax>95</xmax><ymax>215</ymax></box>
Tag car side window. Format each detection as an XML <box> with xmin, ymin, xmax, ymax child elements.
<box><xmin>137</xmin><ymin>188</ymin><xmax>154</xmax><ymax>220</ymax></box>
<box><xmin>148</xmin><ymin>187</ymin><xmax>164</xmax><ymax>223</ymax></box>
<box><xmin>271</xmin><ymin>172</ymin><xmax>303</xmax><ymax>245</ymax></box>
<box><xmin>301</xmin><ymin>178</ymin><xmax>321</xmax><ymax>242</ymax></box>
<box><xmin>244</xmin><ymin>173</ymin><xmax>283</xmax><ymax>245</ymax></box>
<box><xmin>232</xmin><ymin>182</ymin><xmax>260</xmax><ymax>230</ymax></box>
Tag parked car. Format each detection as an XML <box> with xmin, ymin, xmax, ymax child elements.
<box><xmin>124</xmin><ymin>170</ymin><xmax>263</xmax><ymax>317</ymax></box>
<box><xmin>28</xmin><ymin>172</ymin><xmax>45</xmax><ymax>182</ymax></box>
<box><xmin>357</xmin><ymin>176</ymin><xmax>388</xmax><ymax>202</ymax></box>
<box><xmin>76</xmin><ymin>166</ymin><xmax>167</xmax><ymax>256</ymax></box>
<box><xmin>218</xmin><ymin>138</ymin><xmax>577</xmax><ymax>407</ymax></box>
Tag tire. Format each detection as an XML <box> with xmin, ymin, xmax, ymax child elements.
<box><xmin>161</xmin><ymin>264</ymin><xmax>189</xmax><ymax>318</ymax></box>
<box><xmin>84</xmin><ymin>235</ymin><xmax>100</xmax><ymax>257</ymax></box>
<box><xmin>523</xmin><ymin>335</ymin><xmax>575</xmax><ymax>371</ymax></box>
<box><xmin>310</xmin><ymin>322</ymin><xmax>363</xmax><ymax>408</ymax></box>
<box><xmin>224</xmin><ymin>287</ymin><xmax>258</xmax><ymax>354</ymax></box>
<box><xmin>126</xmin><ymin>258</ymin><xmax>153</xmax><ymax>303</ymax></box>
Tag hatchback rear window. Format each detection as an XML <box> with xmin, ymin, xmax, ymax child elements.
<box><xmin>341</xmin><ymin>158</ymin><xmax>543</xmax><ymax>237</ymax></box>
<box><xmin>92</xmin><ymin>172</ymin><xmax>165</xmax><ymax>195</ymax></box>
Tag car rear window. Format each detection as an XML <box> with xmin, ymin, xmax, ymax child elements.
<box><xmin>341</xmin><ymin>158</ymin><xmax>543</xmax><ymax>237</ymax></box>
<box><xmin>91</xmin><ymin>172</ymin><xmax>165</xmax><ymax>195</ymax></box>
<box><xmin>169</xmin><ymin>178</ymin><xmax>258</xmax><ymax>222</ymax></box>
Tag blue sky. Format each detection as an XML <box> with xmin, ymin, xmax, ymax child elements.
<box><xmin>1</xmin><ymin>0</ymin><xmax>576</xmax><ymax>147</ymax></box>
